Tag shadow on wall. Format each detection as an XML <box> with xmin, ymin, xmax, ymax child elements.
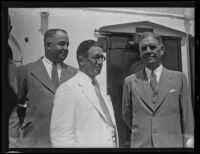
<box><xmin>130</xmin><ymin>60</ymin><xmax>144</xmax><ymax>74</ymax></box>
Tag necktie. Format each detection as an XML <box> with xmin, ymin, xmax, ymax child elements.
<box><xmin>92</xmin><ymin>79</ymin><xmax>117</xmax><ymax>147</ymax></box>
<box><xmin>150</xmin><ymin>70</ymin><xmax>157</xmax><ymax>94</ymax></box>
<box><xmin>92</xmin><ymin>79</ymin><xmax>113</xmax><ymax>126</ymax></box>
<box><xmin>51</xmin><ymin>63</ymin><xmax>59</xmax><ymax>89</ymax></box>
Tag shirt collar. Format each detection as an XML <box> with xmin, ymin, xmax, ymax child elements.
<box><xmin>77</xmin><ymin>70</ymin><xmax>95</xmax><ymax>86</ymax></box>
<box><xmin>145</xmin><ymin>64</ymin><xmax>163</xmax><ymax>81</ymax></box>
<box><xmin>43</xmin><ymin>56</ymin><xmax>53</xmax><ymax>65</ymax></box>
<box><xmin>42</xmin><ymin>56</ymin><xmax>62</xmax><ymax>68</ymax></box>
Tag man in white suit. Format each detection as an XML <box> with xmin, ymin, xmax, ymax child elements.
<box><xmin>50</xmin><ymin>40</ymin><xmax>118</xmax><ymax>148</ymax></box>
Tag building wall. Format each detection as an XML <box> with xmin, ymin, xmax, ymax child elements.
<box><xmin>9</xmin><ymin>8</ymin><xmax>194</xmax><ymax>91</ymax></box>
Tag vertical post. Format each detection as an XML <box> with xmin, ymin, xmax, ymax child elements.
<box><xmin>39</xmin><ymin>12</ymin><xmax>49</xmax><ymax>35</ymax></box>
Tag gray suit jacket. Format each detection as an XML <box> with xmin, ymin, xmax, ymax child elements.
<box><xmin>14</xmin><ymin>57</ymin><xmax>77</xmax><ymax>148</ymax></box>
<box><xmin>122</xmin><ymin>67</ymin><xmax>194</xmax><ymax>148</ymax></box>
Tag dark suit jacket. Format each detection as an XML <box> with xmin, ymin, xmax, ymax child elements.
<box><xmin>15</xmin><ymin>57</ymin><xmax>77</xmax><ymax>148</ymax></box>
<box><xmin>122</xmin><ymin>67</ymin><xmax>194</xmax><ymax>148</ymax></box>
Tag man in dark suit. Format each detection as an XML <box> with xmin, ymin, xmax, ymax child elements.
<box><xmin>7</xmin><ymin>14</ymin><xmax>17</xmax><ymax>113</ymax></box>
<box><xmin>122</xmin><ymin>32</ymin><xmax>194</xmax><ymax>148</ymax></box>
<box><xmin>7</xmin><ymin>13</ymin><xmax>20</xmax><ymax>148</ymax></box>
<box><xmin>12</xmin><ymin>29</ymin><xmax>77</xmax><ymax>148</ymax></box>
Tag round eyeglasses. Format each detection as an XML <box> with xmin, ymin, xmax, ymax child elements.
<box><xmin>84</xmin><ymin>55</ymin><xmax>106</xmax><ymax>63</ymax></box>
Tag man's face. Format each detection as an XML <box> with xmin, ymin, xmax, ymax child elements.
<box><xmin>139</xmin><ymin>36</ymin><xmax>164</xmax><ymax>68</ymax></box>
<box><xmin>82</xmin><ymin>46</ymin><xmax>104</xmax><ymax>78</ymax></box>
<box><xmin>46</xmin><ymin>31</ymin><xmax>69</xmax><ymax>63</ymax></box>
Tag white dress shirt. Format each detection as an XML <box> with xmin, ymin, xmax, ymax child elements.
<box><xmin>145</xmin><ymin>64</ymin><xmax>163</xmax><ymax>83</ymax></box>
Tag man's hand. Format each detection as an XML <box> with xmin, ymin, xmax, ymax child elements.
<box><xmin>17</xmin><ymin>104</ymin><xmax>27</xmax><ymax>127</ymax></box>
<box><xmin>186</xmin><ymin>137</ymin><xmax>194</xmax><ymax>148</ymax></box>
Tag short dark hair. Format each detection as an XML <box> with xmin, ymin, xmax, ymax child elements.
<box><xmin>76</xmin><ymin>40</ymin><xmax>103</xmax><ymax>61</ymax></box>
<box><xmin>139</xmin><ymin>32</ymin><xmax>163</xmax><ymax>46</ymax></box>
<box><xmin>44</xmin><ymin>29</ymin><xmax>68</xmax><ymax>43</ymax></box>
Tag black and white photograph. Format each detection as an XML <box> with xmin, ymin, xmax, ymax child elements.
<box><xmin>1</xmin><ymin>1</ymin><xmax>199</xmax><ymax>153</ymax></box>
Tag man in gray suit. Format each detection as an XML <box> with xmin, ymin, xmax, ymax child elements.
<box><xmin>13</xmin><ymin>29</ymin><xmax>77</xmax><ymax>148</ymax></box>
<box><xmin>122</xmin><ymin>32</ymin><xmax>194</xmax><ymax>148</ymax></box>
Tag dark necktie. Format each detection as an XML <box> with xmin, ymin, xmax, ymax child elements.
<box><xmin>52</xmin><ymin>63</ymin><xmax>59</xmax><ymax>89</ymax></box>
<box><xmin>92</xmin><ymin>79</ymin><xmax>114</xmax><ymax>126</ymax></box>
<box><xmin>150</xmin><ymin>70</ymin><xmax>157</xmax><ymax>94</ymax></box>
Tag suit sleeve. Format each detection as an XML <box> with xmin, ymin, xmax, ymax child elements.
<box><xmin>8</xmin><ymin>59</ymin><xmax>18</xmax><ymax>95</ymax></box>
<box><xmin>50</xmin><ymin>83</ymin><xmax>78</xmax><ymax>147</ymax></box>
<box><xmin>180</xmin><ymin>73</ymin><xmax>194</xmax><ymax>146</ymax></box>
<box><xmin>17</xmin><ymin>65</ymin><xmax>28</xmax><ymax>106</ymax></box>
<box><xmin>122</xmin><ymin>78</ymin><xmax>132</xmax><ymax>129</ymax></box>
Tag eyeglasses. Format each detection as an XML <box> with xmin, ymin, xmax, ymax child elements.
<box><xmin>140</xmin><ymin>44</ymin><xmax>161</xmax><ymax>52</ymax></box>
<box><xmin>83</xmin><ymin>55</ymin><xmax>106</xmax><ymax>63</ymax></box>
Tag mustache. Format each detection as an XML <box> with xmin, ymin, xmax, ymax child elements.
<box><xmin>59</xmin><ymin>49</ymin><xmax>68</xmax><ymax>54</ymax></box>
<box><xmin>96</xmin><ymin>64</ymin><xmax>103</xmax><ymax>68</ymax></box>
<box><xmin>142</xmin><ymin>52</ymin><xmax>156</xmax><ymax>58</ymax></box>
<box><xmin>96</xmin><ymin>65</ymin><xmax>102</xmax><ymax>68</ymax></box>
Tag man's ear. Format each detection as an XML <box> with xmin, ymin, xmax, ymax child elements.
<box><xmin>160</xmin><ymin>46</ymin><xmax>164</xmax><ymax>55</ymax></box>
<box><xmin>45</xmin><ymin>37</ymin><xmax>52</xmax><ymax>48</ymax></box>
<box><xmin>8</xmin><ymin>26</ymin><xmax>12</xmax><ymax>35</ymax></box>
<box><xmin>78</xmin><ymin>56</ymin><xmax>84</xmax><ymax>66</ymax></box>
<box><xmin>45</xmin><ymin>42</ymin><xmax>51</xmax><ymax>50</ymax></box>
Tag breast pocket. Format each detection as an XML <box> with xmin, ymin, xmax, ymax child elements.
<box><xmin>165</xmin><ymin>90</ymin><xmax>180</xmax><ymax>115</ymax></box>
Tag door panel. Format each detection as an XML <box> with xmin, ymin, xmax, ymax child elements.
<box><xmin>108</xmin><ymin>48</ymin><xmax>128</xmax><ymax>147</ymax></box>
<box><xmin>189</xmin><ymin>36</ymin><xmax>195</xmax><ymax>110</ymax></box>
<box><xmin>162</xmin><ymin>38</ymin><xmax>182</xmax><ymax>71</ymax></box>
<box><xmin>110</xmin><ymin>36</ymin><xmax>128</xmax><ymax>49</ymax></box>
<box><xmin>124</xmin><ymin>45</ymin><xmax>144</xmax><ymax>77</ymax></box>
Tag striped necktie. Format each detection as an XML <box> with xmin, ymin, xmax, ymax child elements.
<box><xmin>150</xmin><ymin>70</ymin><xmax>157</xmax><ymax>90</ymax></box>
<box><xmin>92</xmin><ymin>79</ymin><xmax>113</xmax><ymax>126</ymax></box>
<box><xmin>92</xmin><ymin>79</ymin><xmax>117</xmax><ymax>147</ymax></box>
<box><xmin>150</xmin><ymin>70</ymin><xmax>158</xmax><ymax>97</ymax></box>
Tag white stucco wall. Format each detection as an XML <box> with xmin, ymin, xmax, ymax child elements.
<box><xmin>8</xmin><ymin>8</ymin><xmax>194</xmax><ymax>91</ymax></box>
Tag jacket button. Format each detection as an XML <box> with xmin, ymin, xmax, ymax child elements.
<box><xmin>152</xmin><ymin>114</ymin><xmax>156</xmax><ymax>118</ymax></box>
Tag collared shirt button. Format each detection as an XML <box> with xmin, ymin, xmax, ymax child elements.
<box><xmin>152</xmin><ymin>96</ymin><xmax>157</xmax><ymax>103</ymax></box>
<box><xmin>152</xmin><ymin>114</ymin><xmax>156</xmax><ymax>118</ymax></box>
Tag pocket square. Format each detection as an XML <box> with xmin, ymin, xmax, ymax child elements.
<box><xmin>169</xmin><ymin>89</ymin><xmax>176</xmax><ymax>92</ymax></box>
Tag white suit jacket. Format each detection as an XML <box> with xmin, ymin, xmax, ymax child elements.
<box><xmin>50</xmin><ymin>71</ymin><xmax>118</xmax><ymax>148</ymax></box>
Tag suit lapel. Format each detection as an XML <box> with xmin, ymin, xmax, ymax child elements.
<box><xmin>30</xmin><ymin>58</ymin><xmax>55</xmax><ymax>94</ymax></box>
<box><xmin>77</xmin><ymin>74</ymin><xmax>108</xmax><ymax>124</ymax></box>
<box><xmin>134</xmin><ymin>69</ymin><xmax>154</xmax><ymax>112</ymax></box>
<box><xmin>101</xmin><ymin>90</ymin><xmax>116</xmax><ymax>126</ymax></box>
<box><xmin>60</xmin><ymin>64</ymin><xmax>77</xmax><ymax>84</ymax></box>
<box><xmin>153</xmin><ymin>68</ymin><xmax>173</xmax><ymax>111</ymax></box>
